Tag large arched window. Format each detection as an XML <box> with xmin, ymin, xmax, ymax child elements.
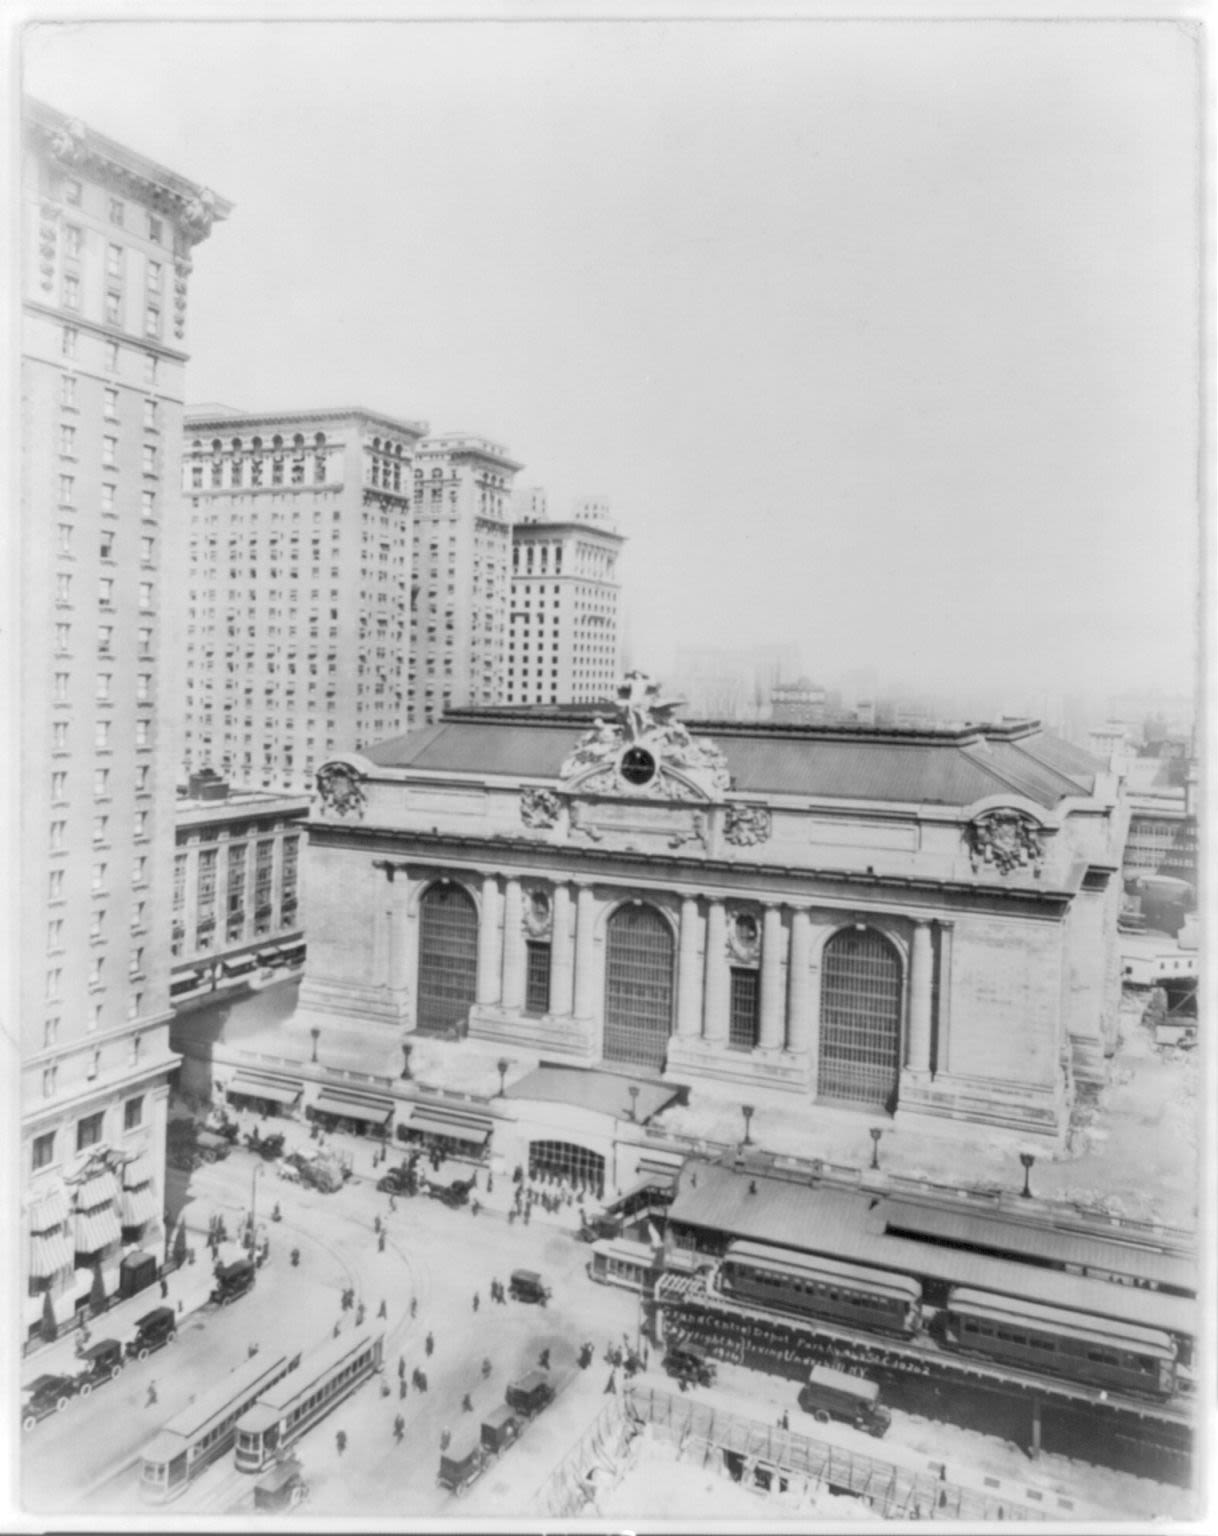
<box><xmin>602</xmin><ymin>904</ymin><xmax>674</xmax><ymax>1073</ymax></box>
<box><xmin>416</xmin><ymin>883</ymin><xmax>478</xmax><ymax>1037</ymax></box>
<box><xmin>818</xmin><ymin>927</ymin><xmax>904</xmax><ymax>1110</ymax></box>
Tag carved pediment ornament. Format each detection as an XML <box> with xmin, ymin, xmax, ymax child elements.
<box><xmin>316</xmin><ymin>760</ymin><xmax>366</xmax><ymax>818</ymax></box>
<box><xmin>523</xmin><ymin>888</ymin><xmax>553</xmax><ymax>938</ymax></box>
<box><xmin>726</xmin><ymin>906</ymin><xmax>762</xmax><ymax>964</ymax></box>
<box><xmin>520</xmin><ymin>786</ymin><xmax>560</xmax><ymax>829</ymax></box>
<box><xmin>965</xmin><ymin>807</ymin><xmax>1045</xmax><ymax>877</ymax></box>
<box><xmin>559</xmin><ymin>671</ymin><xmax>730</xmax><ymax>801</ymax></box>
<box><xmin>724</xmin><ymin>804</ymin><xmax>772</xmax><ymax>847</ymax></box>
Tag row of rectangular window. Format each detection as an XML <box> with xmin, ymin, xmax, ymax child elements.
<box><xmin>61</xmin><ymin>329</ymin><xmax>160</xmax><ymax>388</ymax></box>
<box><xmin>31</xmin><ymin>1094</ymin><xmax>144</xmax><ymax>1173</ymax></box>
<box><xmin>59</xmin><ymin>424</ymin><xmax>159</xmax><ymax>475</ymax></box>
<box><xmin>56</xmin><ymin>177</ymin><xmax>162</xmax><ymax>242</ymax></box>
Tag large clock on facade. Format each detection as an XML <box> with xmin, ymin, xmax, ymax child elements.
<box><xmin>618</xmin><ymin>746</ymin><xmax>657</xmax><ymax>787</ymax></box>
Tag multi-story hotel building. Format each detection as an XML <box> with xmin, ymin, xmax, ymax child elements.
<box><xmin>507</xmin><ymin>494</ymin><xmax>625</xmax><ymax>706</ymax></box>
<box><xmin>170</xmin><ymin>773</ymin><xmax>310</xmax><ymax>1002</ymax></box>
<box><xmin>408</xmin><ymin>433</ymin><xmax>522</xmax><ymax>726</ymax></box>
<box><xmin>19</xmin><ymin>99</ymin><xmax>230</xmax><ymax>1334</ymax></box>
<box><xmin>180</xmin><ymin>405</ymin><xmax>427</xmax><ymax>792</ymax></box>
<box><xmin>297</xmin><ymin>675</ymin><xmax>1128</xmax><ymax>1151</ymax></box>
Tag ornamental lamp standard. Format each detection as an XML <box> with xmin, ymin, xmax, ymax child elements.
<box><xmin>1019</xmin><ymin>1152</ymin><xmax>1035</xmax><ymax>1199</ymax></box>
<box><xmin>310</xmin><ymin>1026</ymin><xmax>320</xmax><ymax>1065</ymax></box>
<box><xmin>628</xmin><ymin>1085</ymin><xmax>640</xmax><ymax>1122</ymax></box>
<box><xmin>497</xmin><ymin>1058</ymin><xmax>510</xmax><ymax>1098</ymax></box>
<box><xmin>401</xmin><ymin>1040</ymin><xmax>414</xmax><ymax>1081</ymax></box>
<box><xmin>250</xmin><ymin>1162</ymin><xmax>264</xmax><ymax>1254</ymax></box>
<box><xmin>869</xmin><ymin>1126</ymin><xmax>883</xmax><ymax>1171</ymax></box>
<box><xmin>741</xmin><ymin>1104</ymin><xmax>754</xmax><ymax>1146</ymax></box>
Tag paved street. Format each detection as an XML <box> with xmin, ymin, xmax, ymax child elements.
<box><xmin>25</xmin><ymin>1138</ymin><xmax>639</xmax><ymax>1517</ymax></box>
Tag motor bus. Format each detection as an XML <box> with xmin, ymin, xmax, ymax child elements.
<box><xmin>139</xmin><ymin>1350</ymin><xmax>298</xmax><ymax>1502</ymax></box>
<box><xmin>234</xmin><ymin>1331</ymin><xmax>383</xmax><ymax>1472</ymax></box>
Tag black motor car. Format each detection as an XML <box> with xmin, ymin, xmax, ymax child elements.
<box><xmin>662</xmin><ymin>1343</ymin><xmax>716</xmax><ymax>1387</ymax></box>
<box><xmin>22</xmin><ymin>1373</ymin><xmax>80</xmax><ymax>1430</ymax></box>
<box><xmin>507</xmin><ymin>1270</ymin><xmax>551</xmax><ymax>1305</ymax></box>
<box><xmin>126</xmin><ymin>1305</ymin><xmax>177</xmax><ymax>1359</ymax></box>
<box><xmin>211</xmin><ymin>1256</ymin><xmax>256</xmax><ymax>1305</ymax></box>
<box><xmin>426</xmin><ymin>1176</ymin><xmax>474</xmax><ymax>1209</ymax></box>
<box><xmin>76</xmin><ymin>1338</ymin><xmax>124</xmax><ymax>1394</ymax></box>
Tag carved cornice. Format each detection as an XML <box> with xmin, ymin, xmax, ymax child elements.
<box><xmin>26</xmin><ymin>101</ymin><xmax>234</xmax><ymax>248</ymax></box>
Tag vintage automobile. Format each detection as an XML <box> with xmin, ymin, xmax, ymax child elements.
<box><xmin>507</xmin><ymin>1269</ymin><xmax>551</xmax><ymax>1306</ymax></box>
<box><xmin>662</xmin><ymin>1342</ymin><xmax>716</xmax><ymax>1388</ymax></box>
<box><xmin>76</xmin><ymin>1338</ymin><xmax>124</xmax><ymax>1394</ymax></box>
<box><xmin>253</xmin><ymin>1457</ymin><xmax>309</xmax><ymax>1512</ymax></box>
<box><xmin>504</xmin><ymin>1371</ymin><xmax>555</xmax><ymax>1420</ymax></box>
<box><xmin>21</xmin><ymin>1373</ymin><xmax>81</xmax><ymax>1430</ymax></box>
<box><xmin>126</xmin><ymin>1305</ymin><xmax>178</xmax><ymax>1360</ymax></box>
<box><xmin>797</xmin><ymin>1365</ymin><xmax>891</xmax><ymax>1438</ymax></box>
<box><xmin>436</xmin><ymin>1435</ymin><xmax>485</xmax><ymax>1495</ymax></box>
<box><xmin>480</xmin><ymin>1403</ymin><xmax>520</xmax><ymax>1458</ymax></box>
<box><xmin>211</xmin><ymin>1257</ymin><xmax>256</xmax><ymax>1306</ymax></box>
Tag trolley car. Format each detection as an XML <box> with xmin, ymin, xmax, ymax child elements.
<box><xmin>941</xmin><ymin>1287</ymin><xmax>1177</xmax><ymax>1398</ymax></box>
<box><xmin>588</xmin><ymin>1237</ymin><xmax>661</xmax><ymax>1292</ymax></box>
<box><xmin>234</xmin><ymin>1331</ymin><xmax>383</xmax><ymax>1471</ymax></box>
<box><xmin>139</xmin><ymin>1351</ymin><xmax>298</xmax><ymax>1502</ymax></box>
<box><xmin>718</xmin><ymin>1239</ymin><xmax>923</xmax><ymax>1336</ymax></box>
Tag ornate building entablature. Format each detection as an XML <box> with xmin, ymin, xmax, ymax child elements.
<box><xmin>27</xmin><ymin>99</ymin><xmax>234</xmax><ymax>249</ymax></box>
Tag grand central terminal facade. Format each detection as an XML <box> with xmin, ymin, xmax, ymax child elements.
<box><xmin>296</xmin><ymin>675</ymin><xmax>1127</xmax><ymax>1146</ymax></box>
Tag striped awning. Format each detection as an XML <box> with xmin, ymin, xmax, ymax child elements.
<box><xmin>74</xmin><ymin>1204</ymin><xmax>122</xmax><ymax>1253</ymax></box>
<box><xmin>122</xmin><ymin>1154</ymin><xmax>153</xmax><ymax>1190</ymax></box>
<box><xmin>313</xmin><ymin>1091</ymin><xmax>392</xmax><ymax>1126</ymax></box>
<box><xmin>228</xmin><ymin>1073</ymin><xmax>301</xmax><ymax>1106</ymax></box>
<box><xmin>29</xmin><ymin>1227</ymin><xmax>75</xmax><ymax>1279</ymax></box>
<box><xmin>30</xmin><ymin>1184</ymin><xmax>69</xmax><ymax>1232</ymax></box>
<box><xmin>120</xmin><ymin>1185</ymin><xmax>159</xmax><ymax>1227</ymax></box>
<box><xmin>75</xmin><ymin>1171</ymin><xmax>120</xmax><ymax>1210</ymax></box>
<box><xmin>408</xmin><ymin>1109</ymin><xmax>490</xmax><ymax>1145</ymax></box>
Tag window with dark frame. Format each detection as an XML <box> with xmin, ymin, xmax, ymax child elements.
<box><xmin>729</xmin><ymin>966</ymin><xmax>760</xmax><ymax>1050</ymax></box>
<box><xmin>525</xmin><ymin>941</ymin><xmax>551</xmax><ymax>1015</ymax></box>
<box><xmin>76</xmin><ymin>1111</ymin><xmax>104</xmax><ymax>1152</ymax></box>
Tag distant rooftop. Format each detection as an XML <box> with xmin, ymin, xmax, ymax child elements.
<box><xmin>185</xmin><ymin>405</ymin><xmax>429</xmax><ymax>437</ymax></box>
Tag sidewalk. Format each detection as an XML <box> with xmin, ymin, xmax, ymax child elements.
<box><xmin>21</xmin><ymin>1258</ymin><xmax>215</xmax><ymax>1387</ymax></box>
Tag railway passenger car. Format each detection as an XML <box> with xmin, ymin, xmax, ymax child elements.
<box><xmin>941</xmin><ymin>1287</ymin><xmax>1177</xmax><ymax>1398</ymax></box>
<box><xmin>718</xmin><ymin>1240</ymin><xmax>922</xmax><ymax>1336</ymax></box>
<box><xmin>588</xmin><ymin>1237</ymin><xmax>661</xmax><ymax>1292</ymax></box>
<box><xmin>139</xmin><ymin>1351</ymin><xmax>298</xmax><ymax>1501</ymax></box>
<box><xmin>234</xmin><ymin>1331</ymin><xmax>383</xmax><ymax>1472</ymax></box>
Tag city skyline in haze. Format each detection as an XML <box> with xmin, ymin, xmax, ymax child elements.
<box><xmin>23</xmin><ymin>17</ymin><xmax>1202</xmax><ymax>709</ymax></box>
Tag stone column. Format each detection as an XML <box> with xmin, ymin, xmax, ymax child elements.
<box><xmin>501</xmin><ymin>877</ymin><xmax>526</xmax><ymax>1011</ymax></box>
<box><xmin>758</xmin><ymin>903</ymin><xmax>785</xmax><ymax>1050</ymax></box>
<box><xmin>907</xmin><ymin>920</ymin><xmax>933</xmax><ymax>1077</ymax></box>
<box><xmin>573</xmin><ymin>883</ymin><xmax>598</xmax><ymax>1019</ymax></box>
<box><xmin>549</xmin><ymin>882</ymin><xmax>575</xmax><ymax>1016</ymax></box>
<box><xmin>703</xmin><ymin>899</ymin><xmax>729</xmax><ymax>1046</ymax></box>
<box><xmin>676</xmin><ymin>893</ymin><xmax>702</xmax><ymax>1039</ymax></box>
<box><xmin>476</xmin><ymin>873</ymin><xmax>502</xmax><ymax>1005</ymax></box>
<box><xmin>786</xmin><ymin>906</ymin><xmax>812</xmax><ymax>1053</ymax></box>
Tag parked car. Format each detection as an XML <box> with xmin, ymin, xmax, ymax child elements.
<box><xmin>425</xmin><ymin>1176</ymin><xmax>474</xmax><ymax>1209</ymax></box>
<box><xmin>245</xmin><ymin>1128</ymin><xmax>286</xmax><ymax>1160</ymax></box>
<box><xmin>507</xmin><ymin>1269</ymin><xmax>551</xmax><ymax>1306</ymax></box>
<box><xmin>437</xmin><ymin>1435</ymin><xmax>485</xmax><ymax>1495</ymax></box>
<box><xmin>126</xmin><ymin>1305</ymin><xmax>178</xmax><ymax>1360</ymax></box>
<box><xmin>797</xmin><ymin>1364</ymin><xmax>891</xmax><ymax>1438</ymax></box>
<box><xmin>21</xmin><ymin>1373</ymin><xmax>80</xmax><ymax>1430</ymax></box>
<box><xmin>504</xmin><ymin>1371</ymin><xmax>555</xmax><ymax>1420</ymax></box>
<box><xmin>76</xmin><ymin>1338</ymin><xmax>124</xmax><ymax>1395</ymax></box>
<box><xmin>211</xmin><ymin>1256</ymin><xmax>256</xmax><ymax>1306</ymax></box>
<box><xmin>480</xmin><ymin>1403</ymin><xmax>520</xmax><ymax>1457</ymax></box>
<box><xmin>662</xmin><ymin>1342</ymin><xmax>716</xmax><ymax>1388</ymax></box>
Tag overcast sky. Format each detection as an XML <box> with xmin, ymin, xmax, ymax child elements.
<box><xmin>24</xmin><ymin>17</ymin><xmax>1202</xmax><ymax>707</ymax></box>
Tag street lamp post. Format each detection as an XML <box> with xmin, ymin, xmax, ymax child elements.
<box><xmin>497</xmin><ymin>1058</ymin><xmax>509</xmax><ymax>1097</ymax></box>
<box><xmin>310</xmin><ymin>1027</ymin><xmax>320</xmax><ymax>1064</ymax></box>
<box><xmin>628</xmin><ymin>1085</ymin><xmax>640</xmax><ymax>1122</ymax></box>
<box><xmin>869</xmin><ymin>1127</ymin><xmax>882</xmax><ymax>1171</ymax></box>
<box><xmin>1019</xmin><ymin>1152</ymin><xmax>1035</xmax><ymax>1199</ymax></box>
<box><xmin>250</xmin><ymin>1162</ymin><xmax>264</xmax><ymax>1254</ymax></box>
<box><xmin>401</xmin><ymin>1040</ymin><xmax>413</xmax><ymax>1080</ymax></box>
<box><xmin>741</xmin><ymin>1105</ymin><xmax>754</xmax><ymax>1146</ymax></box>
